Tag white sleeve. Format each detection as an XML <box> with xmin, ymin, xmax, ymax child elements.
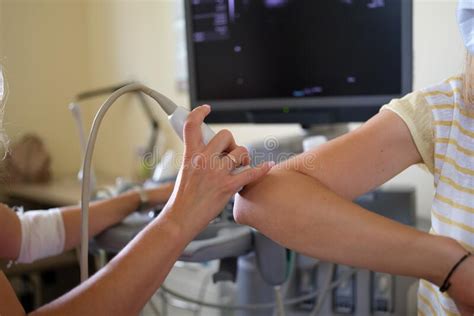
<box><xmin>16</xmin><ymin>208</ymin><xmax>66</xmax><ymax>264</ymax></box>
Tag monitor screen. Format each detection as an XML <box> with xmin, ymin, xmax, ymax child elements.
<box><xmin>185</xmin><ymin>0</ymin><xmax>412</xmax><ymax>124</ymax></box>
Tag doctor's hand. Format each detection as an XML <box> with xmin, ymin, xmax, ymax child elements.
<box><xmin>162</xmin><ymin>105</ymin><xmax>274</xmax><ymax>235</ymax></box>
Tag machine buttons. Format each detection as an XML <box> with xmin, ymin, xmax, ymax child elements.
<box><xmin>296</xmin><ymin>265</ymin><xmax>318</xmax><ymax>311</ymax></box>
<box><xmin>371</xmin><ymin>272</ymin><xmax>395</xmax><ymax>313</ymax></box>
<box><xmin>332</xmin><ymin>265</ymin><xmax>356</xmax><ymax>314</ymax></box>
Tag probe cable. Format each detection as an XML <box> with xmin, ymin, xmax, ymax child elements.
<box><xmin>160</xmin><ymin>267</ymin><xmax>356</xmax><ymax>311</ymax></box>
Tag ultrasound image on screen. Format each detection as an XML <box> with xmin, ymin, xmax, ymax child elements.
<box><xmin>189</xmin><ymin>0</ymin><xmax>402</xmax><ymax>100</ymax></box>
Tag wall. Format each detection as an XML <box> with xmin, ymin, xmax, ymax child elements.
<box><xmin>0</xmin><ymin>0</ymin><xmax>90</xmax><ymax>178</ymax></box>
<box><xmin>82</xmin><ymin>0</ymin><xmax>185</xmax><ymax>179</ymax></box>
<box><xmin>0</xmin><ymin>0</ymin><xmax>466</xmax><ymax>218</ymax></box>
<box><xmin>0</xmin><ymin>0</ymin><xmax>185</xmax><ymax>180</ymax></box>
<box><xmin>0</xmin><ymin>0</ymin><xmax>3</xmax><ymax>58</ymax></box>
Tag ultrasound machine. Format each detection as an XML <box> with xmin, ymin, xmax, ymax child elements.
<box><xmin>91</xmin><ymin>1</ymin><xmax>418</xmax><ymax>315</ymax></box>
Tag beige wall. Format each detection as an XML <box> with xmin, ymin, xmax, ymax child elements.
<box><xmin>0</xmin><ymin>0</ymin><xmax>3</xmax><ymax>58</ymax></box>
<box><xmin>82</xmin><ymin>0</ymin><xmax>184</xmax><ymax>178</ymax></box>
<box><xmin>0</xmin><ymin>0</ymin><xmax>185</xmax><ymax>180</ymax></box>
<box><xmin>0</xmin><ymin>0</ymin><xmax>466</xmax><ymax>217</ymax></box>
<box><xmin>1</xmin><ymin>0</ymin><xmax>90</xmax><ymax>177</ymax></box>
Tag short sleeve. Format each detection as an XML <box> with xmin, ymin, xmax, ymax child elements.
<box><xmin>380</xmin><ymin>91</ymin><xmax>434</xmax><ymax>173</ymax></box>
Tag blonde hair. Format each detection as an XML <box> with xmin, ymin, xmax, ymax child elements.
<box><xmin>464</xmin><ymin>54</ymin><xmax>474</xmax><ymax>107</ymax></box>
<box><xmin>0</xmin><ymin>65</ymin><xmax>8</xmax><ymax>158</ymax></box>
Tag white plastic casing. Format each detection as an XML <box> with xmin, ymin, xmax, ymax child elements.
<box><xmin>169</xmin><ymin>107</ymin><xmax>216</xmax><ymax>145</ymax></box>
<box><xmin>169</xmin><ymin>106</ymin><xmax>249</xmax><ymax>176</ymax></box>
<box><xmin>17</xmin><ymin>208</ymin><xmax>65</xmax><ymax>263</ymax></box>
<box><xmin>303</xmin><ymin>135</ymin><xmax>328</xmax><ymax>152</ymax></box>
<box><xmin>152</xmin><ymin>150</ymin><xmax>178</xmax><ymax>182</ymax></box>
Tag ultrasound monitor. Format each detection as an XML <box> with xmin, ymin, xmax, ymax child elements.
<box><xmin>185</xmin><ymin>0</ymin><xmax>413</xmax><ymax>124</ymax></box>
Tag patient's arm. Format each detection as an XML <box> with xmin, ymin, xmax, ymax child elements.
<box><xmin>234</xmin><ymin>110</ymin><xmax>466</xmax><ymax>286</ymax></box>
<box><xmin>60</xmin><ymin>183</ymin><xmax>174</xmax><ymax>252</ymax></box>
<box><xmin>0</xmin><ymin>183</ymin><xmax>174</xmax><ymax>261</ymax></box>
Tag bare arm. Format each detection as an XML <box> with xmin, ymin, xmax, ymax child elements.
<box><xmin>0</xmin><ymin>203</ymin><xmax>22</xmax><ymax>260</ymax></box>
<box><xmin>0</xmin><ymin>105</ymin><xmax>273</xmax><ymax>316</ymax></box>
<box><xmin>61</xmin><ymin>182</ymin><xmax>174</xmax><ymax>252</ymax></box>
<box><xmin>29</xmin><ymin>106</ymin><xmax>273</xmax><ymax>316</ymax></box>
<box><xmin>0</xmin><ymin>272</ymin><xmax>25</xmax><ymax>316</ymax></box>
<box><xmin>234</xmin><ymin>110</ymin><xmax>468</xmax><ymax>286</ymax></box>
<box><xmin>0</xmin><ymin>203</ymin><xmax>186</xmax><ymax>316</ymax></box>
<box><xmin>0</xmin><ymin>183</ymin><xmax>174</xmax><ymax>260</ymax></box>
<box><xmin>30</xmin><ymin>206</ymin><xmax>198</xmax><ymax>316</ymax></box>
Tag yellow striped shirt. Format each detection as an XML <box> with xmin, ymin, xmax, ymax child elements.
<box><xmin>382</xmin><ymin>75</ymin><xmax>473</xmax><ymax>316</ymax></box>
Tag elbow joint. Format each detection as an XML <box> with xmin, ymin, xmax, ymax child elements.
<box><xmin>233</xmin><ymin>192</ymin><xmax>253</xmax><ymax>226</ymax></box>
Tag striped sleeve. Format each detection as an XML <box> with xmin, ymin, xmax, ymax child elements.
<box><xmin>380</xmin><ymin>91</ymin><xmax>435</xmax><ymax>173</ymax></box>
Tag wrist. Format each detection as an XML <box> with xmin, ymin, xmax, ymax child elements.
<box><xmin>424</xmin><ymin>235</ymin><xmax>467</xmax><ymax>286</ymax></box>
<box><xmin>439</xmin><ymin>252</ymin><xmax>471</xmax><ymax>292</ymax></box>
<box><xmin>146</xmin><ymin>182</ymin><xmax>175</xmax><ymax>206</ymax></box>
<box><xmin>159</xmin><ymin>202</ymin><xmax>208</xmax><ymax>240</ymax></box>
<box><xmin>131</xmin><ymin>186</ymin><xmax>149</xmax><ymax>211</ymax></box>
<box><xmin>447</xmin><ymin>254</ymin><xmax>474</xmax><ymax>303</ymax></box>
<box><xmin>151</xmin><ymin>208</ymin><xmax>186</xmax><ymax>243</ymax></box>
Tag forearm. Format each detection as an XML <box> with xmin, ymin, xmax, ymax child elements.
<box><xmin>0</xmin><ymin>272</ymin><xmax>26</xmax><ymax>316</ymax></box>
<box><xmin>0</xmin><ymin>192</ymin><xmax>142</xmax><ymax>261</ymax></box>
<box><xmin>61</xmin><ymin>184</ymin><xmax>174</xmax><ymax>251</ymax></box>
<box><xmin>234</xmin><ymin>168</ymin><xmax>466</xmax><ymax>285</ymax></box>
<box><xmin>32</xmin><ymin>205</ymin><xmax>197</xmax><ymax>316</ymax></box>
<box><xmin>60</xmin><ymin>191</ymin><xmax>140</xmax><ymax>251</ymax></box>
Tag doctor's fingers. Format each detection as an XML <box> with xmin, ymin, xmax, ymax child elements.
<box><xmin>222</xmin><ymin>146</ymin><xmax>250</xmax><ymax>170</ymax></box>
<box><xmin>204</xmin><ymin>129</ymin><xmax>238</xmax><ymax>157</ymax></box>
<box><xmin>230</xmin><ymin>161</ymin><xmax>275</xmax><ymax>191</ymax></box>
<box><xmin>183</xmin><ymin>105</ymin><xmax>211</xmax><ymax>154</ymax></box>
